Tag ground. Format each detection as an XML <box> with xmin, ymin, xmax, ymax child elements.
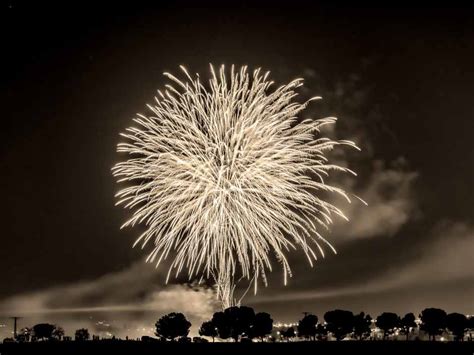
<box><xmin>1</xmin><ymin>341</ymin><xmax>473</xmax><ymax>355</ymax></box>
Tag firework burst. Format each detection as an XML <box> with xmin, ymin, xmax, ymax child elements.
<box><xmin>113</xmin><ymin>65</ymin><xmax>360</xmax><ymax>308</ymax></box>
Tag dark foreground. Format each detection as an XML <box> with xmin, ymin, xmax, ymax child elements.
<box><xmin>1</xmin><ymin>341</ymin><xmax>473</xmax><ymax>355</ymax></box>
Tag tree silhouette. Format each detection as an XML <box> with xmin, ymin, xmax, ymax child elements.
<box><xmin>75</xmin><ymin>328</ymin><xmax>90</xmax><ymax>341</ymax></box>
<box><xmin>212</xmin><ymin>311</ymin><xmax>231</xmax><ymax>341</ymax></box>
<box><xmin>155</xmin><ymin>312</ymin><xmax>191</xmax><ymax>341</ymax></box>
<box><xmin>376</xmin><ymin>312</ymin><xmax>400</xmax><ymax>339</ymax></box>
<box><xmin>251</xmin><ymin>312</ymin><xmax>273</xmax><ymax>341</ymax></box>
<box><xmin>52</xmin><ymin>326</ymin><xmax>64</xmax><ymax>341</ymax></box>
<box><xmin>281</xmin><ymin>327</ymin><xmax>295</xmax><ymax>342</ymax></box>
<box><xmin>420</xmin><ymin>308</ymin><xmax>447</xmax><ymax>341</ymax></box>
<box><xmin>32</xmin><ymin>323</ymin><xmax>56</xmax><ymax>341</ymax></box>
<box><xmin>446</xmin><ymin>313</ymin><xmax>468</xmax><ymax>341</ymax></box>
<box><xmin>199</xmin><ymin>321</ymin><xmax>217</xmax><ymax>342</ymax></box>
<box><xmin>353</xmin><ymin>312</ymin><xmax>372</xmax><ymax>340</ymax></box>
<box><xmin>212</xmin><ymin>306</ymin><xmax>256</xmax><ymax>342</ymax></box>
<box><xmin>297</xmin><ymin>313</ymin><xmax>318</xmax><ymax>340</ymax></box>
<box><xmin>315</xmin><ymin>324</ymin><xmax>328</xmax><ymax>341</ymax></box>
<box><xmin>399</xmin><ymin>313</ymin><xmax>416</xmax><ymax>340</ymax></box>
<box><xmin>324</xmin><ymin>310</ymin><xmax>354</xmax><ymax>341</ymax></box>
<box><xmin>228</xmin><ymin>306</ymin><xmax>255</xmax><ymax>342</ymax></box>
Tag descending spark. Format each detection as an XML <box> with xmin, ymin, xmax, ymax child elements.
<box><xmin>112</xmin><ymin>64</ymin><xmax>360</xmax><ymax>308</ymax></box>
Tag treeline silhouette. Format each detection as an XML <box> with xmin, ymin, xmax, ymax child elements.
<box><xmin>4</xmin><ymin>307</ymin><xmax>474</xmax><ymax>344</ymax></box>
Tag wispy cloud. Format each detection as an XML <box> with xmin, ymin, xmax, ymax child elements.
<box><xmin>0</xmin><ymin>261</ymin><xmax>218</xmax><ymax>337</ymax></box>
<box><xmin>332</xmin><ymin>157</ymin><xmax>419</xmax><ymax>241</ymax></box>
<box><xmin>301</xmin><ymin>69</ymin><xmax>420</xmax><ymax>243</ymax></box>
<box><xmin>0</xmin><ymin>261</ymin><xmax>216</xmax><ymax>316</ymax></box>
<box><xmin>252</xmin><ymin>220</ymin><xmax>474</xmax><ymax>305</ymax></box>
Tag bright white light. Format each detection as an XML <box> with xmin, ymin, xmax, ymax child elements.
<box><xmin>113</xmin><ymin>64</ymin><xmax>360</xmax><ymax>307</ymax></box>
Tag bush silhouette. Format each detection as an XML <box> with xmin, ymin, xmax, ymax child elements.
<box><xmin>75</xmin><ymin>328</ymin><xmax>90</xmax><ymax>341</ymax></box>
<box><xmin>52</xmin><ymin>326</ymin><xmax>64</xmax><ymax>341</ymax></box>
<box><xmin>468</xmin><ymin>316</ymin><xmax>474</xmax><ymax>341</ymax></box>
<box><xmin>281</xmin><ymin>327</ymin><xmax>296</xmax><ymax>342</ymax></box>
<box><xmin>16</xmin><ymin>327</ymin><xmax>32</xmax><ymax>343</ymax></box>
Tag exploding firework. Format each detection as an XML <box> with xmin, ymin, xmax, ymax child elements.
<box><xmin>113</xmin><ymin>65</ymin><xmax>360</xmax><ymax>308</ymax></box>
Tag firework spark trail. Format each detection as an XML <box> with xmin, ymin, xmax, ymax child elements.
<box><xmin>113</xmin><ymin>64</ymin><xmax>360</xmax><ymax>308</ymax></box>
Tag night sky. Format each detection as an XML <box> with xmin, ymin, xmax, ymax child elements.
<box><xmin>1</xmin><ymin>1</ymin><xmax>473</xmax><ymax>337</ymax></box>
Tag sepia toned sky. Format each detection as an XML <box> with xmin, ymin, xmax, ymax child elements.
<box><xmin>0</xmin><ymin>1</ymin><xmax>472</xmax><ymax>337</ymax></box>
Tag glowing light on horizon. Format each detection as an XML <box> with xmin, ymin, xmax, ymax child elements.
<box><xmin>113</xmin><ymin>64</ymin><xmax>361</xmax><ymax>308</ymax></box>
